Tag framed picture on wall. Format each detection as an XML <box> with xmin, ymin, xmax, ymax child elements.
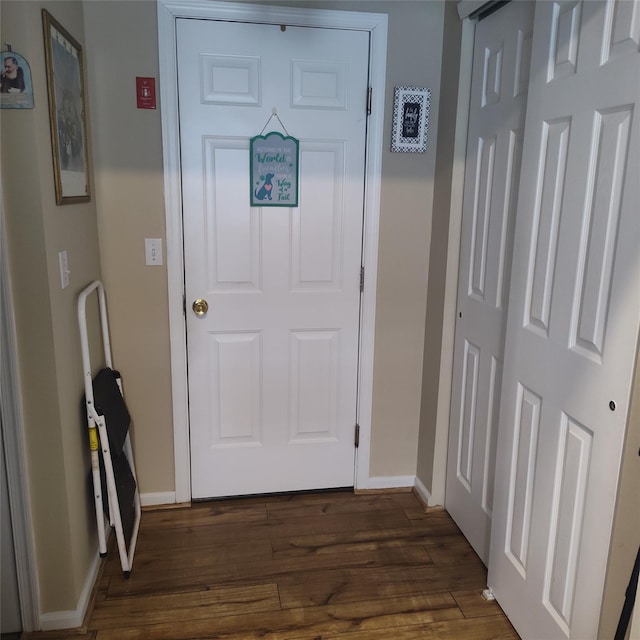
<box><xmin>42</xmin><ymin>10</ymin><xmax>91</xmax><ymax>204</ymax></box>
<box><xmin>1</xmin><ymin>49</ymin><xmax>35</xmax><ymax>109</ymax></box>
<box><xmin>390</xmin><ymin>86</ymin><xmax>431</xmax><ymax>153</ymax></box>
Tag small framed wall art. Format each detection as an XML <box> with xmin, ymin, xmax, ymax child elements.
<box><xmin>1</xmin><ymin>49</ymin><xmax>34</xmax><ymax>109</ymax></box>
<box><xmin>391</xmin><ymin>86</ymin><xmax>431</xmax><ymax>153</ymax></box>
<box><xmin>42</xmin><ymin>9</ymin><xmax>91</xmax><ymax>204</ymax></box>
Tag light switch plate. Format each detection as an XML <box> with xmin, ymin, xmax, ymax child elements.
<box><xmin>58</xmin><ymin>250</ymin><xmax>70</xmax><ymax>289</ymax></box>
<box><xmin>145</xmin><ymin>238</ymin><xmax>163</xmax><ymax>266</ymax></box>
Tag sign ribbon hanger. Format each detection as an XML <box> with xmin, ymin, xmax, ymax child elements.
<box><xmin>259</xmin><ymin>107</ymin><xmax>291</xmax><ymax>137</ymax></box>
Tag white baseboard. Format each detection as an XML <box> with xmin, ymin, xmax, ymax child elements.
<box><xmin>140</xmin><ymin>491</ymin><xmax>176</xmax><ymax>507</ymax></box>
<box><xmin>39</xmin><ymin>549</ymin><xmax>101</xmax><ymax>631</ymax></box>
<box><xmin>413</xmin><ymin>475</ymin><xmax>436</xmax><ymax>506</ymax></box>
<box><xmin>356</xmin><ymin>474</ymin><xmax>416</xmax><ymax>491</ymax></box>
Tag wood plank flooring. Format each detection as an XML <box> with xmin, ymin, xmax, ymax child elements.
<box><xmin>24</xmin><ymin>490</ymin><xmax>519</xmax><ymax>639</ymax></box>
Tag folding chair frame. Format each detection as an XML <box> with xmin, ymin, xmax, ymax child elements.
<box><xmin>78</xmin><ymin>280</ymin><xmax>141</xmax><ymax>576</ymax></box>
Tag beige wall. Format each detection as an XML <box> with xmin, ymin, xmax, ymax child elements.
<box><xmin>1</xmin><ymin>0</ymin><xmax>101</xmax><ymax>614</ymax></box>
<box><xmin>368</xmin><ymin>0</ymin><xmax>444</xmax><ymax>476</ymax></box>
<box><xmin>83</xmin><ymin>0</ymin><xmax>174</xmax><ymax>495</ymax></box>
<box><xmin>82</xmin><ymin>0</ymin><xmax>448</xmax><ymax>494</ymax></box>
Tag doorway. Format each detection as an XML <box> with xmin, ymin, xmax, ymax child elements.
<box><xmin>158</xmin><ymin>0</ymin><xmax>388</xmax><ymax>502</ymax></box>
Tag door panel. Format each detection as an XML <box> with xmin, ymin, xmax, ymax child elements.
<box><xmin>177</xmin><ymin>19</ymin><xmax>369</xmax><ymax>499</ymax></box>
<box><xmin>209</xmin><ymin>332</ymin><xmax>261</xmax><ymax>446</ymax></box>
<box><xmin>488</xmin><ymin>2</ymin><xmax>640</xmax><ymax>638</ymax></box>
<box><xmin>292</xmin><ymin>143</ymin><xmax>345</xmax><ymax>290</ymax></box>
<box><xmin>446</xmin><ymin>0</ymin><xmax>534</xmax><ymax>564</ymax></box>
<box><xmin>289</xmin><ymin>330</ymin><xmax>339</xmax><ymax>441</ymax></box>
<box><xmin>205</xmin><ymin>140</ymin><xmax>260</xmax><ymax>291</ymax></box>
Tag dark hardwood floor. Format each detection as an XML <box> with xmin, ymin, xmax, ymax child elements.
<box><xmin>24</xmin><ymin>490</ymin><xmax>519</xmax><ymax>639</ymax></box>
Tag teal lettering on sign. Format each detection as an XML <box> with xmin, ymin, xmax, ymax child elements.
<box><xmin>250</xmin><ymin>132</ymin><xmax>299</xmax><ymax>207</ymax></box>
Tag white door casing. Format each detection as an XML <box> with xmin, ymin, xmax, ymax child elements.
<box><xmin>1</xmin><ymin>416</ymin><xmax>21</xmax><ymax>634</ymax></box>
<box><xmin>446</xmin><ymin>0</ymin><xmax>534</xmax><ymax>564</ymax></box>
<box><xmin>488</xmin><ymin>1</ymin><xmax>640</xmax><ymax>638</ymax></box>
<box><xmin>178</xmin><ymin>18</ymin><xmax>368</xmax><ymax>498</ymax></box>
<box><xmin>157</xmin><ymin>1</ymin><xmax>388</xmax><ymax>502</ymax></box>
<box><xmin>0</xmin><ymin>204</ymin><xmax>39</xmax><ymax>631</ymax></box>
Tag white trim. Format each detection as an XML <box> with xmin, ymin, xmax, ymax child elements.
<box><xmin>357</xmin><ymin>475</ymin><xmax>416</xmax><ymax>491</ymax></box>
<box><xmin>413</xmin><ymin>474</ymin><xmax>433</xmax><ymax>507</ymax></box>
<box><xmin>457</xmin><ymin>0</ymin><xmax>492</xmax><ymax>20</ymax></box>
<box><xmin>158</xmin><ymin>0</ymin><xmax>190</xmax><ymax>503</ymax></box>
<box><xmin>157</xmin><ymin>0</ymin><xmax>387</xmax><ymax>503</ymax></box>
<box><xmin>39</xmin><ymin>552</ymin><xmax>102</xmax><ymax>632</ymax></box>
<box><xmin>0</xmin><ymin>202</ymin><xmax>40</xmax><ymax>632</ymax></box>
<box><xmin>429</xmin><ymin>16</ymin><xmax>476</xmax><ymax>507</ymax></box>
<box><xmin>140</xmin><ymin>491</ymin><xmax>177</xmax><ymax>507</ymax></box>
<box><xmin>353</xmin><ymin>7</ymin><xmax>387</xmax><ymax>493</ymax></box>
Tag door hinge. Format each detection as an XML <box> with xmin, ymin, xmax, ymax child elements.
<box><xmin>354</xmin><ymin>423</ymin><xmax>360</xmax><ymax>448</ymax></box>
<box><xmin>367</xmin><ymin>87</ymin><xmax>372</xmax><ymax>116</ymax></box>
<box><xmin>360</xmin><ymin>266</ymin><xmax>365</xmax><ymax>292</ymax></box>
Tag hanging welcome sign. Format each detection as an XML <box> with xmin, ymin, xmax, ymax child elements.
<box><xmin>250</xmin><ymin>131</ymin><xmax>299</xmax><ymax>207</ymax></box>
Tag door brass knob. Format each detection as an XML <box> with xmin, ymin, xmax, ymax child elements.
<box><xmin>192</xmin><ymin>298</ymin><xmax>209</xmax><ymax>316</ymax></box>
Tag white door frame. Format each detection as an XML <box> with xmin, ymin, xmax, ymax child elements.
<box><xmin>157</xmin><ymin>0</ymin><xmax>388</xmax><ymax>503</ymax></box>
<box><xmin>0</xmin><ymin>202</ymin><xmax>40</xmax><ymax>632</ymax></box>
<box><xmin>428</xmin><ymin>7</ymin><xmax>478</xmax><ymax>507</ymax></box>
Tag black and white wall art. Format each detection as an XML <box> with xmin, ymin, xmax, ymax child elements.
<box><xmin>391</xmin><ymin>86</ymin><xmax>431</xmax><ymax>153</ymax></box>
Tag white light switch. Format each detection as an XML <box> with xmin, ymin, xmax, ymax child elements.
<box><xmin>145</xmin><ymin>238</ymin><xmax>163</xmax><ymax>266</ymax></box>
<box><xmin>58</xmin><ymin>250</ymin><xmax>70</xmax><ymax>289</ymax></box>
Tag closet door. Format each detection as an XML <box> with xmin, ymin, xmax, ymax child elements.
<box><xmin>488</xmin><ymin>1</ymin><xmax>640</xmax><ymax>638</ymax></box>
<box><xmin>446</xmin><ymin>0</ymin><xmax>534</xmax><ymax>564</ymax></box>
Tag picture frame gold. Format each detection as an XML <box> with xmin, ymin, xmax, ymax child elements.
<box><xmin>42</xmin><ymin>9</ymin><xmax>90</xmax><ymax>205</ymax></box>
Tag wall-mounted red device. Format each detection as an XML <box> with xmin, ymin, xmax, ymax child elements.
<box><xmin>136</xmin><ymin>77</ymin><xmax>156</xmax><ymax>109</ymax></box>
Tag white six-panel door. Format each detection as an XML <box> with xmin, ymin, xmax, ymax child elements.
<box><xmin>488</xmin><ymin>1</ymin><xmax>640</xmax><ymax>637</ymax></box>
<box><xmin>446</xmin><ymin>0</ymin><xmax>534</xmax><ymax>564</ymax></box>
<box><xmin>177</xmin><ymin>19</ymin><xmax>369</xmax><ymax>498</ymax></box>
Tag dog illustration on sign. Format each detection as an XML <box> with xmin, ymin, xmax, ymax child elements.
<box><xmin>254</xmin><ymin>173</ymin><xmax>275</xmax><ymax>201</ymax></box>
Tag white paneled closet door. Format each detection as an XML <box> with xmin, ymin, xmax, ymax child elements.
<box><xmin>488</xmin><ymin>1</ymin><xmax>640</xmax><ymax>638</ymax></box>
<box><xmin>446</xmin><ymin>0</ymin><xmax>534</xmax><ymax>564</ymax></box>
